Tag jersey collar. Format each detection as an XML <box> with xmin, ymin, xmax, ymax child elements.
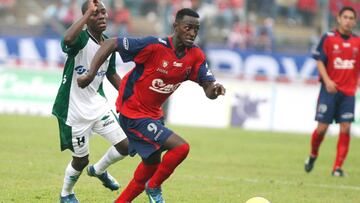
<box><xmin>168</xmin><ymin>36</ymin><xmax>189</xmax><ymax>59</ymax></box>
<box><xmin>334</xmin><ymin>29</ymin><xmax>352</xmax><ymax>40</ymax></box>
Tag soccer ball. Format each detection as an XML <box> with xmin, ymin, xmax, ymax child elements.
<box><xmin>245</xmin><ymin>197</ymin><xmax>271</xmax><ymax>203</ymax></box>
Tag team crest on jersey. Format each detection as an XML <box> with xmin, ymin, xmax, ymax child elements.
<box><xmin>333</xmin><ymin>44</ymin><xmax>341</xmax><ymax>54</ymax></box>
<box><xmin>162</xmin><ymin>60</ymin><xmax>168</xmax><ymax>68</ymax></box>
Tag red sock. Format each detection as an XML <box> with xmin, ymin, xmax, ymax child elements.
<box><xmin>115</xmin><ymin>162</ymin><xmax>158</xmax><ymax>203</ymax></box>
<box><xmin>333</xmin><ymin>133</ymin><xmax>350</xmax><ymax>170</ymax></box>
<box><xmin>310</xmin><ymin>129</ymin><xmax>324</xmax><ymax>157</ymax></box>
<box><xmin>148</xmin><ymin>143</ymin><xmax>190</xmax><ymax>188</ymax></box>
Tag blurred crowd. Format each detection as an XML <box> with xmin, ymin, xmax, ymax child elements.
<box><xmin>1</xmin><ymin>0</ymin><xmax>360</xmax><ymax>53</ymax></box>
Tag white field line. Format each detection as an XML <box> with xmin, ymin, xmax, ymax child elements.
<box><xmin>179</xmin><ymin>174</ymin><xmax>360</xmax><ymax>191</ymax></box>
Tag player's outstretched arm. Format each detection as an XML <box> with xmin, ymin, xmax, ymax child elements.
<box><xmin>201</xmin><ymin>81</ymin><xmax>226</xmax><ymax>100</ymax></box>
<box><xmin>77</xmin><ymin>38</ymin><xmax>117</xmax><ymax>88</ymax></box>
<box><xmin>63</xmin><ymin>0</ymin><xmax>97</xmax><ymax>45</ymax></box>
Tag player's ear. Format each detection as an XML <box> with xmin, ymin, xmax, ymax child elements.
<box><xmin>173</xmin><ymin>22</ymin><xmax>178</xmax><ymax>31</ymax></box>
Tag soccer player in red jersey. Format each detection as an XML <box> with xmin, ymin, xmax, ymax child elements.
<box><xmin>304</xmin><ymin>6</ymin><xmax>360</xmax><ymax>177</ymax></box>
<box><xmin>78</xmin><ymin>8</ymin><xmax>226</xmax><ymax>203</ymax></box>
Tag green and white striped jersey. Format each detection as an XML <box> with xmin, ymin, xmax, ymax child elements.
<box><xmin>52</xmin><ymin>29</ymin><xmax>116</xmax><ymax>126</ymax></box>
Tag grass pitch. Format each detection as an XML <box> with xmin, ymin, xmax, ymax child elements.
<box><xmin>0</xmin><ymin>114</ymin><xmax>359</xmax><ymax>203</ymax></box>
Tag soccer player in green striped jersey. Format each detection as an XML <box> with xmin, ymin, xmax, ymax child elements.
<box><xmin>52</xmin><ymin>1</ymin><xmax>128</xmax><ymax>202</ymax></box>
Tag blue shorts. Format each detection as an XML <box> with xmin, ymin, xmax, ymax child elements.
<box><xmin>118</xmin><ymin>114</ymin><xmax>174</xmax><ymax>159</ymax></box>
<box><xmin>315</xmin><ymin>84</ymin><xmax>355</xmax><ymax>124</ymax></box>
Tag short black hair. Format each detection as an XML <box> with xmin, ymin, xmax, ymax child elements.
<box><xmin>339</xmin><ymin>6</ymin><xmax>357</xmax><ymax>18</ymax></box>
<box><xmin>81</xmin><ymin>0</ymin><xmax>89</xmax><ymax>15</ymax></box>
<box><xmin>175</xmin><ymin>8</ymin><xmax>199</xmax><ymax>21</ymax></box>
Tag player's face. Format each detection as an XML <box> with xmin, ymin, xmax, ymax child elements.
<box><xmin>174</xmin><ymin>16</ymin><xmax>200</xmax><ymax>47</ymax></box>
<box><xmin>337</xmin><ymin>10</ymin><xmax>356</xmax><ymax>34</ymax></box>
<box><xmin>88</xmin><ymin>2</ymin><xmax>108</xmax><ymax>32</ymax></box>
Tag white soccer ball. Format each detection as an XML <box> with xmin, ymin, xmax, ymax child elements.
<box><xmin>245</xmin><ymin>197</ymin><xmax>271</xmax><ymax>203</ymax></box>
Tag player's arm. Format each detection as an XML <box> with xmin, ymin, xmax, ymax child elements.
<box><xmin>77</xmin><ymin>38</ymin><xmax>117</xmax><ymax>88</ymax></box>
<box><xmin>313</xmin><ymin>33</ymin><xmax>337</xmax><ymax>93</ymax></box>
<box><xmin>63</xmin><ymin>0</ymin><xmax>97</xmax><ymax>45</ymax></box>
<box><xmin>317</xmin><ymin>60</ymin><xmax>337</xmax><ymax>93</ymax></box>
<box><xmin>201</xmin><ymin>81</ymin><xmax>226</xmax><ymax>99</ymax></box>
<box><xmin>106</xmin><ymin>73</ymin><xmax>121</xmax><ymax>90</ymax></box>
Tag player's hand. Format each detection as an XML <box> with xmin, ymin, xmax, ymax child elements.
<box><xmin>87</xmin><ymin>0</ymin><xmax>98</xmax><ymax>13</ymax></box>
<box><xmin>77</xmin><ymin>75</ymin><xmax>93</xmax><ymax>88</ymax></box>
<box><xmin>325</xmin><ymin>79</ymin><xmax>337</xmax><ymax>93</ymax></box>
<box><xmin>213</xmin><ymin>83</ymin><xmax>226</xmax><ymax>96</ymax></box>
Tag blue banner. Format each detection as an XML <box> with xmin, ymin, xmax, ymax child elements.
<box><xmin>0</xmin><ymin>37</ymin><xmax>318</xmax><ymax>80</ymax></box>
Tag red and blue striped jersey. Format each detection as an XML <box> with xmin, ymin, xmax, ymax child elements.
<box><xmin>313</xmin><ymin>30</ymin><xmax>360</xmax><ymax>96</ymax></box>
<box><xmin>115</xmin><ymin>36</ymin><xmax>216</xmax><ymax>119</ymax></box>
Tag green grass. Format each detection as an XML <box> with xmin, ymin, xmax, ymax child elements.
<box><xmin>0</xmin><ymin>114</ymin><xmax>360</xmax><ymax>203</ymax></box>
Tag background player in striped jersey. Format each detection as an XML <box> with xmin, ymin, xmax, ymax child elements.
<box><xmin>78</xmin><ymin>8</ymin><xmax>226</xmax><ymax>203</ymax></box>
<box><xmin>52</xmin><ymin>1</ymin><xmax>128</xmax><ymax>202</ymax></box>
<box><xmin>304</xmin><ymin>6</ymin><xmax>360</xmax><ymax>177</ymax></box>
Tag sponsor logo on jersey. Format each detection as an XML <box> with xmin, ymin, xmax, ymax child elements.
<box><xmin>333</xmin><ymin>57</ymin><xmax>355</xmax><ymax>69</ymax></box>
<box><xmin>343</xmin><ymin>42</ymin><xmax>351</xmax><ymax>47</ymax></box>
<box><xmin>123</xmin><ymin>38</ymin><xmax>129</xmax><ymax>50</ymax></box>
<box><xmin>173</xmin><ymin>61</ymin><xmax>183</xmax><ymax>67</ymax></box>
<box><xmin>334</xmin><ymin>44</ymin><xmax>339</xmax><ymax>50</ymax></box>
<box><xmin>75</xmin><ymin>65</ymin><xmax>87</xmax><ymax>75</ymax></box>
<box><xmin>149</xmin><ymin>79</ymin><xmax>181</xmax><ymax>94</ymax></box>
<box><xmin>75</xmin><ymin>65</ymin><xmax>106</xmax><ymax>77</ymax></box>
<box><xmin>103</xmin><ymin>119</ymin><xmax>115</xmax><ymax>127</ymax></box>
<box><xmin>156</xmin><ymin>68</ymin><xmax>168</xmax><ymax>74</ymax></box>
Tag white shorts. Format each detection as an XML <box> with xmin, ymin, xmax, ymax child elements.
<box><xmin>71</xmin><ymin>110</ymin><xmax>127</xmax><ymax>157</ymax></box>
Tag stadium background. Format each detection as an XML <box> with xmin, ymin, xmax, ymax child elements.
<box><xmin>1</xmin><ymin>0</ymin><xmax>360</xmax><ymax>202</ymax></box>
<box><xmin>2</xmin><ymin>0</ymin><xmax>360</xmax><ymax>135</ymax></box>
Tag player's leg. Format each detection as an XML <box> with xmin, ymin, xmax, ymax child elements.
<box><xmin>116</xmin><ymin>115</ymin><xmax>172</xmax><ymax>203</ymax></box>
<box><xmin>60</xmin><ymin>123</ymin><xmax>92</xmax><ymax>203</ymax></box>
<box><xmin>332</xmin><ymin>122</ymin><xmax>351</xmax><ymax>176</ymax></box>
<box><xmin>332</xmin><ymin>94</ymin><xmax>354</xmax><ymax>176</ymax></box>
<box><xmin>305</xmin><ymin>85</ymin><xmax>334</xmax><ymax>173</ymax></box>
<box><xmin>145</xmin><ymin>133</ymin><xmax>189</xmax><ymax>203</ymax></box>
<box><xmin>305</xmin><ymin>122</ymin><xmax>329</xmax><ymax>173</ymax></box>
<box><xmin>116</xmin><ymin>151</ymin><xmax>161</xmax><ymax>203</ymax></box>
<box><xmin>147</xmin><ymin>133</ymin><xmax>189</xmax><ymax>188</ymax></box>
<box><xmin>88</xmin><ymin>110</ymin><xmax>128</xmax><ymax>190</ymax></box>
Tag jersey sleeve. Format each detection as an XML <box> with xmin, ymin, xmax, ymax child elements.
<box><xmin>189</xmin><ymin>49</ymin><xmax>216</xmax><ymax>84</ymax></box>
<box><xmin>61</xmin><ymin>30</ymin><xmax>88</xmax><ymax>56</ymax></box>
<box><xmin>312</xmin><ymin>33</ymin><xmax>328</xmax><ymax>64</ymax></box>
<box><xmin>106</xmin><ymin>52</ymin><xmax>116</xmax><ymax>76</ymax></box>
<box><xmin>115</xmin><ymin>36</ymin><xmax>158</xmax><ymax>63</ymax></box>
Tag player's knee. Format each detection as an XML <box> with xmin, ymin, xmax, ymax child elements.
<box><xmin>114</xmin><ymin>138</ymin><xmax>129</xmax><ymax>156</ymax></box>
<box><xmin>177</xmin><ymin>143</ymin><xmax>190</xmax><ymax>157</ymax></box>
<box><xmin>72</xmin><ymin>156</ymin><xmax>89</xmax><ymax>171</ymax></box>
<box><xmin>317</xmin><ymin>125</ymin><xmax>328</xmax><ymax>136</ymax></box>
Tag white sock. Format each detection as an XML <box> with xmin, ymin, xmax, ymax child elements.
<box><xmin>93</xmin><ymin>146</ymin><xmax>125</xmax><ymax>175</ymax></box>
<box><xmin>61</xmin><ymin>162</ymin><xmax>82</xmax><ymax>197</ymax></box>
